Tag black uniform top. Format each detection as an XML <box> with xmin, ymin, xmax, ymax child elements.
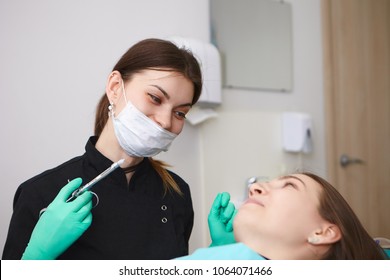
<box><xmin>2</xmin><ymin>137</ymin><xmax>194</xmax><ymax>260</ymax></box>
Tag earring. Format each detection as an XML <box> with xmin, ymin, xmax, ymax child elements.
<box><xmin>108</xmin><ymin>102</ymin><xmax>115</xmax><ymax>117</ymax></box>
<box><xmin>308</xmin><ymin>236</ymin><xmax>320</xmax><ymax>244</ymax></box>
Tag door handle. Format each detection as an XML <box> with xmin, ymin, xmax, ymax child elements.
<box><xmin>340</xmin><ymin>154</ymin><xmax>364</xmax><ymax>167</ymax></box>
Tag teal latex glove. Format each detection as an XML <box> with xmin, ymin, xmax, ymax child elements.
<box><xmin>208</xmin><ymin>192</ymin><xmax>238</xmax><ymax>247</ymax></box>
<box><xmin>22</xmin><ymin>178</ymin><xmax>93</xmax><ymax>260</ymax></box>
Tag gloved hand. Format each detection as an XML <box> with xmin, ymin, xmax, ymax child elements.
<box><xmin>22</xmin><ymin>178</ymin><xmax>93</xmax><ymax>260</ymax></box>
<box><xmin>208</xmin><ymin>192</ymin><xmax>237</xmax><ymax>247</ymax></box>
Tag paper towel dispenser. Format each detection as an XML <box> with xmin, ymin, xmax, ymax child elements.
<box><xmin>282</xmin><ymin>112</ymin><xmax>313</xmax><ymax>153</ymax></box>
<box><xmin>169</xmin><ymin>37</ymin><xmax>222</xmax><ymax>107</ymax></box>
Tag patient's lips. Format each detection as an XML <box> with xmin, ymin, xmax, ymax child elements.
<box><xmin>244</xmin><ymin>198</ymin><xmax>264</xmax><ymax>207</ymax></box>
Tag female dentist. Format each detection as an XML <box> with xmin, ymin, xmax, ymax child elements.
<box><xmin>2</xmin><ymin>38</ymin><xmax>232</xmax><ymax>260</ymax></box>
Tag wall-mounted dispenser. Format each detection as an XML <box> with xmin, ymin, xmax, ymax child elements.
<box><xmin>169</xmin><ymin>36</ymin><xmax>222</xmax><ymax>107</ymax></box>
<box><xmin>282</xmin><ymin>112</ymin><xmax>313</xmax><ymax>153</ymax></box>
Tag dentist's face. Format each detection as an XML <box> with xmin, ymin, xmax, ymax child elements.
<box><xmin>117</xmin><ymin>69</ymin><xmax>194</xmax><ymax>135</ymax></box>
<box><xmin>234</xmin><ymin>174</ymin><xmax>324</xmax><ymax>246</ymax></box>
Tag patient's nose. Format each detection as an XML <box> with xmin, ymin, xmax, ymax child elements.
<box><xmin>249</xmin><ymin>182</ymin><xmax>266</xmax><ymax>197</ymax></box>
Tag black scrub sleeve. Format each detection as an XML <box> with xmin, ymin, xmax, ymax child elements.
<box><xmin>2</xmin><ymin>184</ymin><xmax>49</xmax><ymax>259</ymax></box>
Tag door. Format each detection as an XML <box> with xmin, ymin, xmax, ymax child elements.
<box><xmin>322</xmin><ymin>0</ymin><xmax>390</xmax><ymax>237</ymax></box>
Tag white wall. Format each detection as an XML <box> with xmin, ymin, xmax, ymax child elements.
<box><xmin>197</xmin><ymin>0</ymin><xmax>326</xmax><ymax>244</ymax></box>
<box><xmin>0</xmin><ymin>0</ymin><xmax>325</xmax><ymax>256</ymax></box>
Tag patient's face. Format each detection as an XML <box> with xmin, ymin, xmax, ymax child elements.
<box><xmin>234</xmin><ymin>174</ymin><xmax>325</xmax><ymax>248</ymax></box>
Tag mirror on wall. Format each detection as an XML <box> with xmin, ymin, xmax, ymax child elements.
<box><xmin>210</xmin><ymin>0</ymin><xmax>293</xmax><ymax>91</ymax></box>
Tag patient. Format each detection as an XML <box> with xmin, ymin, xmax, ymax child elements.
<box><xmin>19</xmin><ymin>171</ymin><xmax>387</xmax><ymax>260</ymax></box>
<box><xmin>179</xmin><ymin>172</ymin><xmax>387</xmax><ymax>260</ymax></box>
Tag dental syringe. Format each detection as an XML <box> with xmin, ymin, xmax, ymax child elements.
<box><xmin>66</xmin><ymin>159</ymin><xmax>125</xmax><ymax>202</ymax></box>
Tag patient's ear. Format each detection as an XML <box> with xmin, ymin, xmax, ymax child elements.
<box><xmin>307</xmin><ymin>224</ymin><xmax>341</xmax><ymax>245</ymax></box>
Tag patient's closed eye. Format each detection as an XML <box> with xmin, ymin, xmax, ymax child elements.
<box><xmin>281</xmin><ymin>181</ymin><xmax>298</xmax><ymax>189</ymax></box>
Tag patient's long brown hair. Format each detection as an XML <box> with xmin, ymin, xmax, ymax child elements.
<box><xmin>302</xmin><ymin>172</ymin><xmax>387</xmax><ymax>259</ymax></box>
<box><xmin>94</xmin><ymin>38</ymin><xmax>202</xmax><ymax>195</ymax></box>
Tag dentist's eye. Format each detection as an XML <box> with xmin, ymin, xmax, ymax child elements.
<box><xmin>174</xmin><ymin>111</ymin><xmax>187</xmax><ymax>120</ymax></box>
<box><xmin>148</xmin><ymin>93</ymin><xmax>161</xmax><ymax>104</ymax></box>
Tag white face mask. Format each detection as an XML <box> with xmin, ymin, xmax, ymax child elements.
<box><xmin>110</xmin><ymin>81</ymin><xmax>177</xmax><ymax>157</ymax></box>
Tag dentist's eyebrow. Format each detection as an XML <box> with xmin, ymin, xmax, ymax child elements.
<box><xmin>280</xmin><ymin>175</ymin><xmax>307</xmax><ymax>188</ymax></box>
<box><xmin>150</xmin><ymin>84</ymin><xmax>170</xmax><ymax>99</ymax></box>
<box><xmin>150</xmin><ymin>84</ymin><xmax>193</xmax><ymax>108</ymax></box>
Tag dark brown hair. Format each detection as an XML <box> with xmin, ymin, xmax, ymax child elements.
<box><xmin>302</xmin><ymin>172</ymin><xmax>387</xmax><ymax>259</ymax></box>
<box><xmin>94</xmin><ymin>38</ymin><xmax>203</xmax><ymax>194</ymax></box>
